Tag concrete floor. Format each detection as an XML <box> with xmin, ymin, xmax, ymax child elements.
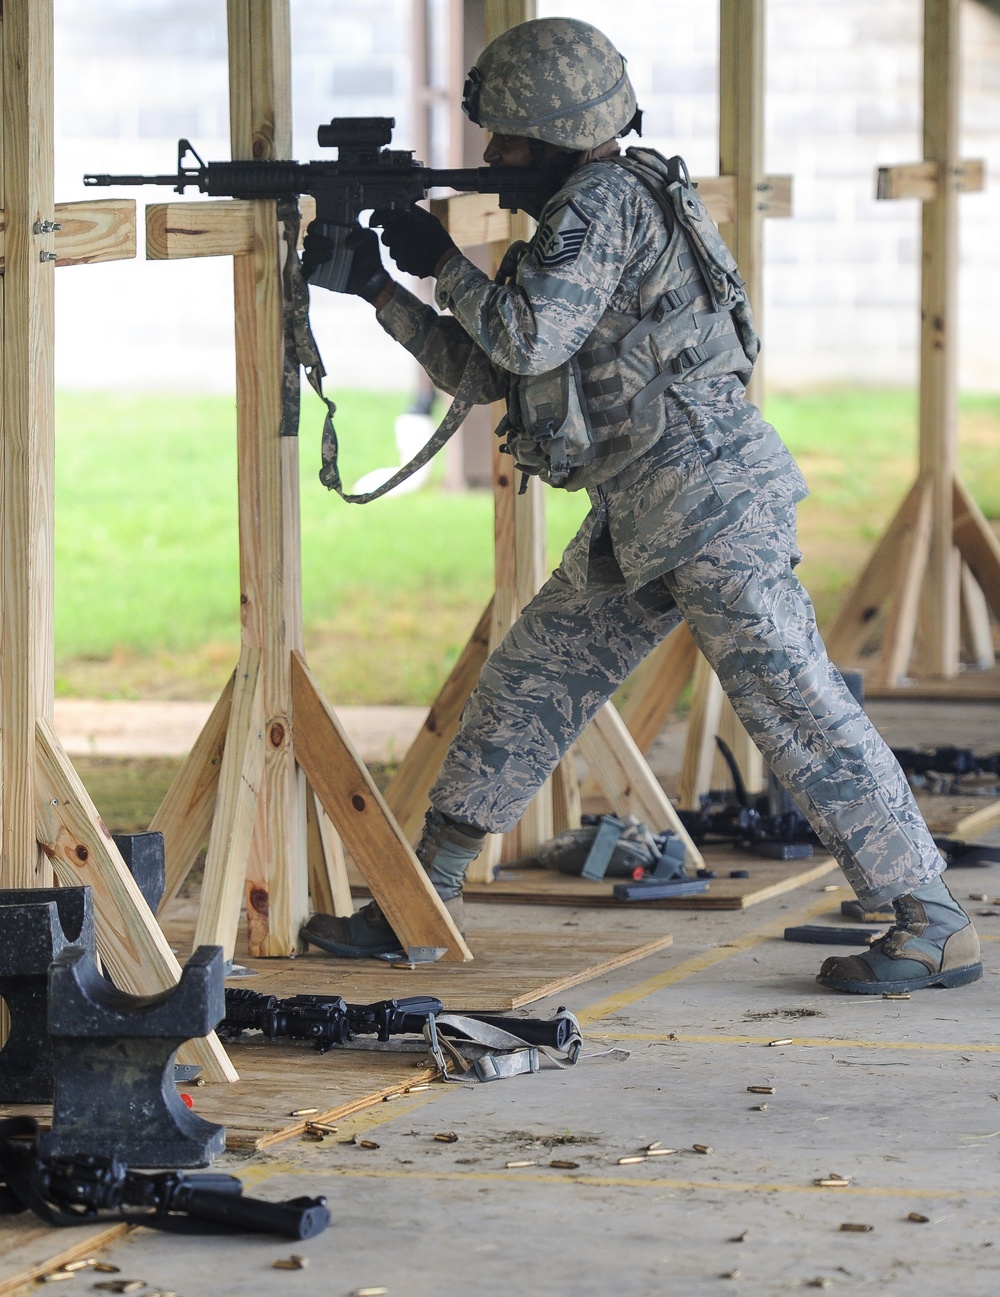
<box><xmin>64</xmin><ymin>700</ymin><xmax>1000</xmax><ymax>1297</ymax></box>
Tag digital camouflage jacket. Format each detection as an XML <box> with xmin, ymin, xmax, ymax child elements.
<box><xmin>375</xmin><ymin>152</ymin><xmax>808</xmax><ymax>593</ymax></box>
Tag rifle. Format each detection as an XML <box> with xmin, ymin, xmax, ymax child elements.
<box><xmin>84</xmin><ymin>116</ymin><xmax>549</xmax><ymax>503</ymax></box>
<box><xmin>221</xmin><ymin>989</ymin><xmax>582</xmax><ymax>1056</ymax></box>
<box><xmin>83</xmin><ymin>115</ymin><xmax>547</xmax><ymax>293</ymax></box>
<box><xmin>0</xmin><ymin>1116</ymin><xmax>329</xmax><ymax>1238</ymax></box>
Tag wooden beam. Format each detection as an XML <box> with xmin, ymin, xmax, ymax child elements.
<box><xmin>290</xmin><ymin>652</ymin><xmax>473</xmax><ymax>961</ymax></box>
<box><xmin>191</xmin><ymin>648</ymin><xmax>265</xmax><ymax>961</ymax></box>
<box><xmin>431</xmin><ymin>174</ymin><xmax>793</xmax><ymax>254</ymax></box>
<box><xmin>52</xmin><ymin>199</ymin><xmax>136</xmax><ymax>267</ymax></box>
<box><xmin>678</xmin><ymin>655</ymin><xmax>726</xmax><ymax>811</ymax></box>
<box><xmin>146</xmin><ymin>200</ymin><xmax>255</xmax><ymax>259</ymax></box>
<box><xmin>151</xmin><ymin>670</ymin><xmax>233</xmax><ymax>913</ymax></box>
<box><xmin>384</xmin><ymin>597</ymin><xmax>494</xmax><ymax>843</ymax></box>
<box><xmin>618</xmin><ymin>623</ymin><xmax>700</xmax><ymax>755</ymax></box>
<box><xmin>917</xmin><ymin>0</ymin><xmax>962</xmax><ymax>678</ymax></box>
<box><xmin>306</xmin><ymin>789</ymin><xmax>353</xmax><ymax>918</ymax></box>
<box><xmin>0</xmin><ymin>199</ymin><xmax>137</xmax><ymax>269</ymax></box>
<box><xmin>719</xmin><ymin>0</ymin><xmax>765</xmax><ymax>411</ymax></box>
<box><xmin>34</xmin><ymin>718</ymin><xmax>237</xmax><ymax>1082</ymax></box>
<box><xmin>877</xmin><ymin>158</ymin><xmax>984</xmax><ymax>201</ymax></box>
<box><xmin>228</xmin><ymin>0</ymin><xmax>308</xmax><ymax>956</ymax></box>
<box><xmin>1</xmin><ymin>0</ymin><xmax>55</xmax><ymax>890</ymax></box>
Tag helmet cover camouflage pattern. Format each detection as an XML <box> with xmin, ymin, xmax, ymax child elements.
<box><xmin>463</xmin><ymin>17</ymin><xmax>638</xmax><ymax>152</ymax></box>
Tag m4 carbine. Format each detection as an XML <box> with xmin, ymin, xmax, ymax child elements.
<box><xmin>84</xmin><ymin>115</ymin><xmax>546</xmax><ymax>291</ymax></box>
<box><xmin>221</xmin><ymin>988</ymin><xmax>582</xmax><ymax>1055</ymax></box>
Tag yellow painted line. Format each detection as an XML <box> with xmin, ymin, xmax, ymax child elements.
<box><xmin>586</xmin><ymin>1031</ymin><xmax>1000</xmax><ymax>1053</ymax></box>
<box><xmin>577</xmin><ymin>894</ymin><xmax>836</xmax><ymax>1025</ymax></box>
<box><xmin>237</xmin><ymin>1161</ymin><xmax>993</xmax><ymax>1202</ymax></box>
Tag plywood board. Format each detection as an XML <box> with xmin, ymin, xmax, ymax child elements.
<box><xmin>0</xmin><ymin>1221</ymin><xmax>132</xmax><ymax>1296</ymax></box>
<box><xmin>459</xmin><ymin>853</ymin><xmax>839</xmax><ymax>910</ymax></box>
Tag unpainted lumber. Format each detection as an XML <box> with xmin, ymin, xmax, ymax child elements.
<box><xmin>34</xmin><ymin>718</ymin><xmax>237</xmax><ymax>1082</ymax></box>
<box><xmin>1</xmin><ymin>0</ymin><xmax>56</xmax><ymax>890</ymax></box>
<box><xmin>384</xmin><ymin>598</ymin><xmax>494</xmax><ymax>843</ymax></box>
<box><xmin>146</xmin><ymin>199</ymin><xmax>255</xmax><ymax>259</ymax></box>
<box><xmin>306</xmin><ymin>789</ymin><xmax>353</xmax><ymax>918</ymax></box>
<box><xmin>291</xmin><ymin>652</ymin><xmax>472</xmax><ymax>961</ymax></box>
<box><xmin>152</xmin><ymin>669</ymin><xmax>234</xmax><ymax>913</ymax></box>
<box><xmin>192</xmin><ymin>647</ymin><xmax>265</xmax><ymax>961</ymax></box>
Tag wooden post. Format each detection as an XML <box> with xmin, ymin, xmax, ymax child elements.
<box><xmin>142</xmin><ymin>1</ymin><xmax>469</xmax><ymax>963</ymax></box>
<box><xmin>1</xmin><ymin>0</ymin><xmax>55</xmax><ymax>893</ymax></box>
<box><xmin>0</xmin><ymin>0</ymin><xmax>235</xmax><ymax>1081</ymax></box>
<box><xmin>466</xmin><ymin>0</ymin><xmax>552</xmax><ymax>880</ymax></box>
<box><xmin>825</xmin><ymin>0</ymin><xmax>1000</xmax><ymax>689</ymax></box>
<box><xmin>225</xmin><ymin>0</ymin><xmax>308</xmax><ymax>956</ymax></box>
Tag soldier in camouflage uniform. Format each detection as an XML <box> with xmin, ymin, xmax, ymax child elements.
<box><xmin>301</xmin><ymin>17</ymin><xmax>981</xmax><ymax>996</ymax></box>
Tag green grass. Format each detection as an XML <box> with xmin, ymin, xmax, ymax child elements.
<box><xmin>54</xmin><ymin>386</ymin><xmax>1000</xmax><ymax>704</ymax></box>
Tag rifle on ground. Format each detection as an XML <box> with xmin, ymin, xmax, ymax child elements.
<box><xmin>0</xmin><ymin>1116</ymin><xmax>329</xmax><ymax>1238</ymax></box>
<box><xmin>220</xmin><ymin>989</ymin><xmax>582</xmax><ymax>1058</ymax></box>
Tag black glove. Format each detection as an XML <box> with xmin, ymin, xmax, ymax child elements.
<box><xmin>376</xmin><ymin>206</ymin><xmax>458</xmax><ymax>279</ymax></box>
<box><xmin>301</xmin><ymin>222</ymin><xmax>390</xmax><ymax>303</ymax></box>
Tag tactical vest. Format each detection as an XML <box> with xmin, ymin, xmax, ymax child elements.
<box><xmin>500</xmin><ymin>149</ymin><xmax>759</xmax><ymax>491</ymax></box>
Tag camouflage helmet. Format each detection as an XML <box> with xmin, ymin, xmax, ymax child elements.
<box><xmin>462</xmin><ymin>18</ymin><xmax>639</xmax><ymax>152</ymax></box>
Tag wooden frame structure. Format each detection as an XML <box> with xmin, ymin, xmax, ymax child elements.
<box><xmin>0</xmin><ymin>0</ymin><xmax>235</xmax><ymax>1080</ymax></box>
<box><xmin>142</xmin><ymin>0</ymin><xmax>470</xmax><ymax>965</ymax></box>
<box><xmin>825</xmin><ymin>0</ymin><xmax>1000</xmax><ymax>691</ymax></box>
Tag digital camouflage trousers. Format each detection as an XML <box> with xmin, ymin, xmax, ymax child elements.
<box><xmin>429</xmin><ymin>495</ymin><xmax>944</xmax><ymax>907</ymax></box>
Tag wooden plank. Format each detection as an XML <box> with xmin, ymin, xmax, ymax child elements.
<box><xmin>715</xmin><ymin>695</ymin><xmax>764</xmax><ymax>794</ymax></box>
<box><xmin>0</xmin><ymin>1223</ymin><xmax>132</xmax><ymax>1297</ymax></box>
<box><xmin>192</xmin><ymin>647</ymin><xmax>265</xmax><ymax>961</ymax></box>
<box><xmin>953</xmin><ymin>476</ymin><xmax>1000</xmax><ymax>620</ymax></box>
<box><xmin>2</xmin><ymin>197</ymin><xmax>139</xmax><ymax>272</ymax></box>
<box><xmin>825</xmin><ymin>478</ymin><xmax>924</xmax><ymax>664</ymax></box>
<box><xmin>1</xmin><ymin>0</ymin><xmax>55</xmax><ymax>891</ymax></box>
<box><xmin>430</xmin><ymin>191</ymin><xmax>513</xmax><ymax>248</ymax></box>
<box><xmin>619</xmin><ymin>622</ymin><xmax>700</xmax><ymax>755</ymax></box>
<box><xmin>146</xmin><ymin>199</ymin><xmax>255</xmax><ymax>259</ymax></box>
<box><xmin>307</xmin><ymin>788</ymin><xmax>354</xmax><ymax>918</ymax></box>
<box><xmin>678</xmin><ymin>655</ymin><xmax>725</xmax><ymax>810</ymax></box>
<box><xmin>874</xmin><ymin>477</ymin><xmax>933</xmax><ymax>688</ymax></box>
<box><xmin>575</xmin><ymin>701</ymin><xmax>704</xmax><ymax>869</ymax></box>
<box><xmin>228</xmin><ymin>0</ymin><xmax>308</xmax><ymax>956</ymax></box>
<box><xmin>918</xmin><ymin>0</ymin><xmax>961</xmax><ymax>679</ymax></box>
<box><xmin>163</xmin><ymin>906</ymin><xmax>673</xmax><ymax>1017</ymax></box>
<box><xmin>953</xmin><ymin>799</ymin><xmax>1000</xmax><ymax>839</ymax></box>
<box><xmin>959</xmin><ymin>562</ymin><xmax>995</xmax><ymax>669</ymax></box>
<box><xmin>550</xmin><ymin>746</ymin><xmax>582</xmax><ymax>835</ymax></box>
<box><xmin>151</xmin><ymin>668</ymin><xmax>234</xmax><ymax>913</ymax></box>
<box><xmin>384</xmin><ymin>598</ymin><xmax>494</xmax><ymax>843</ymax></box>
<box><xmin>719</xmin><ymin>0</ymin><xmax>765</xmax><ymax>410</ymax></box>
<box><xmin>33</xmin><ymin>718</ymin><xmax>237</xmax><ymax>1082</ymax></box>
<box><xmin>291</xmin><ymin>651</ymin><xmax>473</xmax><ymax>961</ymax></box>
<box><xmin>466</xmin><ymin>853</ymin><xmax>839</xmax><ymax>910</ymax></box>
<box><xmin>429</xmin><ymin>174</ymin><xmax>792</xmax><ymax>253</ymax></box>
<box><xmin>876</xmin><ymin>157</ymin><xmax>984</xmax><ymax>200</ymax></box>
<box><xmin>49</xmin><ymin>198</ymin><xmax>136</xmax><ymax>267</ymax></box>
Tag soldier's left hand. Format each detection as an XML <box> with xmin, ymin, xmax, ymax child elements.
<box><xmin>375</xmin><ymin>206</ymin><xmax>458</xmax><ymax>278</ymax></box>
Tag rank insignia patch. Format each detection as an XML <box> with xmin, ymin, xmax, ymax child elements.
<box><xmin>535</xmin><ymin>199</ymin><xmax>591</xmax><ymax>269</ymax></box>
